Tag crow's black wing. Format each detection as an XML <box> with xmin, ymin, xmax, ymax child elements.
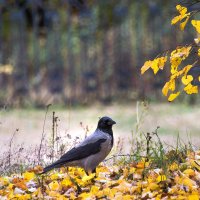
<box><xmin>41</xmin><ymin>138</ymin><xmax>106</xmax><ymax>174</ymax></box>
<box><xmin>60</xmin><ymin>138</ymin><xmax>106</xmax><ymax>161</ymax></box>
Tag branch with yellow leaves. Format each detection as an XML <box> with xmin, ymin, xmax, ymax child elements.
<box><xmin>141</xmin><ymin>4</ymin><xmax>200</xmax><ymax>101</ymax></box>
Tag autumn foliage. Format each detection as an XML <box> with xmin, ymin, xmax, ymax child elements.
<box><xmin>1</xmin><ymin>150</ymin><xmax>200</xmax><ymax>199</ymax></box>
<box><xmin>141</xmin><ymin>4</ymin><xmax>200</xmax><ymax>101</ymax></box>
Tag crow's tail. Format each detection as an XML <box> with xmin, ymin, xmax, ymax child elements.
<box><xmin>40</xmin><ymin>160</ymin><xmax>64</xmax><ymax>174</ymax></box>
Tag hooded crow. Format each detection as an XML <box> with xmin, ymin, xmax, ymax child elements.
<box><xmin>41</xmin><ymin>116</ymin><xmax>116</xmax><ymax>174</ymax></box>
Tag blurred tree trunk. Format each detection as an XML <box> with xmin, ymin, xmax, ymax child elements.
<box><xmin>10</xmin><ymin>8</ymin><xmax>29</xmax><ymax>106</ymax></box>
<box><xmin>46</xmin><ymin>11</ymin><xmax>64</xmax><ymax>103</ymax></box>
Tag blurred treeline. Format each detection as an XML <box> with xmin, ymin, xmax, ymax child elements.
<box><xmin>0</xmin><ymin>0</ymin><xmax>194</xmax><ymax>107</ymax></box>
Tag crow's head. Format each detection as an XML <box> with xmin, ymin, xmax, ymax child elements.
<box><xmin>97</xmin><ymin>116</ymin><xmax>116</xmax><ymax>132</ymax></box>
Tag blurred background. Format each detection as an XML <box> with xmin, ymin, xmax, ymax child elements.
<box><xmin>0</xmin><ymin>0</ymin><xmax>200</xmax><ymax>152</ymax></box>
<box><xmin>0</xmin><ymin>0</ymin><xmax>196</xmax><ymax>107</ymax></box>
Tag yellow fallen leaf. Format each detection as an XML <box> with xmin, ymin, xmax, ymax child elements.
<box><xmin>13</xmin><ymin>193</ymin><xmax>31</xmax><ymax>200</ymax></box>
<box><xmin>169</xmin><ymin>163</ymin><xmax>179</xmax><ymax>171</ymax></box>
<box><xmin>0</xmin><ymin>177</ymin><xmax>9</xmax><ymax>186</ymax></box>
<box><xmin>182</xmin><ymin>177</ymin><xmax>195</xmax><ymax>188</ymax></box>
<box><xmin>90</xmin><ymin>185</ymin><xmax>99</xmax><ymax>195</ymax></box>
<box><xmin>50</xmin><ymin>173</ymin><xmax>60</xmax><ymax>180</ymax></box>
<box><xmin>82</xmin><ymin>173</ymin><xmax>95</xmax><ymax>182</ymax></box>
<box><xmin>148</xmin><ymin>182</ymin><xmax>159</xmax><ymax>191</ymax></box>
<box><xmin>156</xmin><ymin>175</ymin><xmax>167</xmax><ymax>182</ymax></box>
<box><xmin>188</xmin><ymin>194</ymin><xmax>199</xmax><ymax>200</ymax></box>
<box><xmin>23</xmin><ymin>172</ymin><xmax>35</xmax><ymax>181</ymax></box>
<box><xmin>48</xmin><ymin>190</ymin><xmax>60</xmax><ymax>198</ymax></box>
<box><xmin>61</xmin><ymin>178</ymin><xmax>72</xmax><ymax>187</ymax></box>
<box><xmin>183</xmin><ymin>169</ymin><xmax>195</xmax><ymax>177</ymax></box>
<box><xmin>78</xmin><ymin>192</ymin><xmax>93</xmax><ymax>199</ymax></box>
<box><xmin>49</xmin><ymin>180</ymin><xmax>60</xmax><ymax>191</ymax></box>
<box><xmin>191</xmin><ymin>160</ymin><xmax>200</xmax><ymax>171</ymax></box>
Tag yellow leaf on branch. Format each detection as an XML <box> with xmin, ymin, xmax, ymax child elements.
<box><xmin>141</xmin><ymin>60</ymin><xmax>153</xmax><ymax>74</ymax></box>
<box><xmin>170</xmin><ymin>47</ymin><xmax>191</xmax><ymax>75</ymax></box>
<box><xmin>171</xmin><ymin>46</ymin><xmax>191</xmax><ymax>61</ymax></box>
<box><xmin>198</xmin><ymin>49</ymin><xmax>200</xmax><ymax>57</ymax></box>
<box><xmin>176</xmin><ymin>5</ymin><xmax>187</xmax><ymax>16</ymax></box>
<box><xmin>181</xmin><ymin>75</ymin><xmax>193</xmax><ymax>85</ymax></box>
<box><xmin>191</xmin><ymin>20</ymin><xmax>200</xmax><ymax>34</ymax></box>
<box><xmin>152</xmin><ymin>56</ymin><xmax>167</xmax><ymax>74</ymax></box>
<box><xmin>141</xmin><ymin>57</ymin><xmax>167</xmax><ymax>75</ymax></box>
<box><xmin>182</xmin><ymin>65</ymin><xmax>193</xmax><ymax>75</ymax></box>
<box><xmin>162</xmin><ymin>78</ymin><xmax>176</xmax><ymax>97</ymax></box>
<box><xmin>180</xmin><ymin>16</ymin><xmax>190</xmax><ymax>30</ymax></box>
<box><xmin>168</xmin><ymin>78</ymin><xmax>176</xmax><ymax>91</ymax></box>
<box><xmin>171</xmin><ymin>5</ymin><xmax>190</xmax><ymax>26</ymax></box>
<box><xmin>162</xmin><ymin>82</ymin><xmax>170</xmax><ymax>96</ymax></box>
<box><xmin>168</xmin><ymin>92</ymin><xmax>180</xmax><ymax>101</ymax></box>
<box><xmin>184</xmin><ymin>83</ymin><xmax>198</xmax><ymax>94</ymax></box>
<box><xmin>151</xmin><ymin>59</ymin><xmax>159</xmax><ymax>74</ymax></box>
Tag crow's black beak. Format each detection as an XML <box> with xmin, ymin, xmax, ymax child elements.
<box><xmin>112</xmin><ymin>120</ymin><xmax>116</xmax><ymax>125</ymax></box>
<box><xmin>108</xmin><ymin>120</ymin><xmax>116</xmax><ymax>125</ymax></box>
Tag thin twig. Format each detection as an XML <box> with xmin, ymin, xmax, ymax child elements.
<box><xmin>38</xmin><ymin>104</ymin><xmax>51</xmax><ymax>162</ymax></box>
<box><xmin>52</xmin><ymin>111</ymin><xmax>55</xmax><ymax>162</ymax></box>
<box><xmin>8</xmin><ymin>129</ymin><xmax>19</xmax><ymax>167</ymax></box>
<box><xmin>66</xmin><ymin>171</ymin><xmax>82</xmax><ymax>193</ymax></box>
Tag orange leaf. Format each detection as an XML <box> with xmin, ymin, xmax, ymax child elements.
<box><xmin>15</xmin><ymin>181</ymin><xmax>27</xmax><ymax>190</ymax></box>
